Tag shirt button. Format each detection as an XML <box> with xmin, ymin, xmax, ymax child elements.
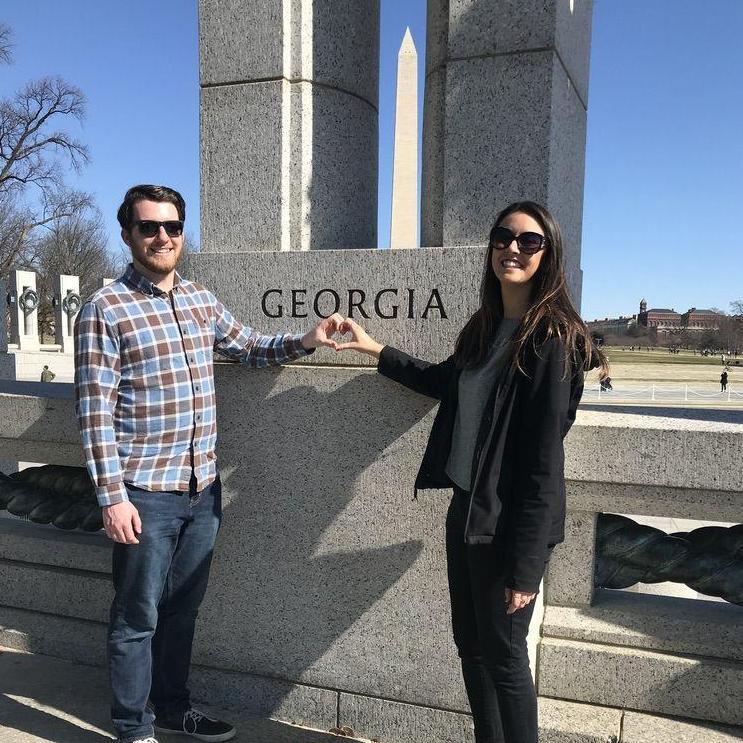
<box><xmin>195</xmin><ymin>384</ymin><xmax>200</xmax><ymax>391</ymax></box>
<box><xmin>196</xmin><ymin>414</ymin><xmax>202</xmax><ymax>421</ymax></box>
<box><xmin>189</xmin><ymin>356</ymin><xmax>195</xmax><ymax>363</ymax></box>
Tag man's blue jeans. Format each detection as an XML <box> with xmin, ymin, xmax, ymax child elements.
<box><xmin>108</xmin><ymin>476</ymin><xmax>222</xmax><ymax>743</ymax></box>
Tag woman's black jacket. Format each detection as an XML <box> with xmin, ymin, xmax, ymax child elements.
<box><xmin>377</xmin><ymin>335</ymin><xmax>586</xmax><ymax>594</ymax></box>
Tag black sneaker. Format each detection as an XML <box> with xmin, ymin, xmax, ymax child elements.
<box><xmin>154</xmin><ymin>708</ymin><xmax>236</xmax><ymax>742</ymax></box>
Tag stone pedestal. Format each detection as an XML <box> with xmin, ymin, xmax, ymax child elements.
<box><xmin>8</xmin><ymin>270</ymin><xmax>40</xmax><ymax>351</ymax></box>
<box><xmin>199</xmin><ymin>0</ymin><xmax>379</xmax><ymax>253</ymax></box>
<box><xmin>53</xmin><ymin>275</ymin><xmax>81</xmax><ymax>354</ymax></box>
<box><xmin>422</xmin><ymin>0</ymin><xmax>593</xmax><ymax>306</ymax></box>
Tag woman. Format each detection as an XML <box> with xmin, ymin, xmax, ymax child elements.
<box><xmin>336</xmin><ymin>201</ymin><xmax>608</xmax><ymax>743</ymax></box>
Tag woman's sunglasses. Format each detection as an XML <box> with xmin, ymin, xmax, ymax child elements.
<box><xmin>133</xmin><ymin>220</ymin><xmax>184</xmax><ymax>238</ymax></box>
<box><xmin>490</xmin><ymin>226</ymin><xmax>546</xmax><ymax>255</ymax></box>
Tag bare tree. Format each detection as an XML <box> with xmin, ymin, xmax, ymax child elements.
<box><xmin>724</xmin><ymin>300</ymin><xmax>743</xmax><ymax>355</ymax></box>
<box><xmin>0</xmin><ymin>188</ymin><xmax>92</xmax><ymax>277</ymax></box>
<box><xmin>0</xmin><ymin>26</ymin><xmax>92</xmax><ymax>277</ymax></box>
<box><xmin>33</xmin><ymin>207</ymin><xmax>117</xmax><ymax>338</ymax></box>
<box><xmin>0</xmin><ymin>76</ymin><xmax>89</xmax><ymax>196</ymax></box>
<box><xmin>0</xmin><ymin>23</ymin><xmax>12</xmax><ymax>65</ymax></box>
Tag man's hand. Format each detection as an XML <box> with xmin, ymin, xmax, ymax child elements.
<box><xmin>504</xmin><ymin>587</ymin><xmax>536</xmax><ymax>615</ymax></box>
<box><xmin>301</xmin><ymin>313</ymin><xmax>344</xmax><ymax>351</ymax></box>
<box><xmin>102</xmin><ymin>501</ymin><xmax>142</xmax><ymax>544</ymax></box>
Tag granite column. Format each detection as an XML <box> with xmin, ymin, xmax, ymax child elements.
<box><xmin>199</xmin><ymin>1</ymin><xmax>379</xmax><ymax>252</ymax></box>
<box><xmin>422</xmin><ymin>0</ymin><xmax>594</xmax><ymax>305</ymax></box>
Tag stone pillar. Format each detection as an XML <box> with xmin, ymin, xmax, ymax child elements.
<box><xmin>390</xmin><ymin>28</ymin><xmax>419</xmax><ymax>249</ymax></box>
<box><xmin>54</xmin><ymin>275</ymin><xmax>81</xmax><ymax>354</ymax></box>
<box><xmin>8</xmin><ymin>270</ymin><xmax>40</xmax><ymax>351</ymax></box>
<box><xmin>422</xmin><ymin>0</ymin><xmax>593</xmax><ymax>306</ymax></box>
<box><xmin>0</xmin><ymin>277</ymin><xmax>7</xmax><ymax>356</ymax></box>
<box><xmin>199</xmin><ymin>0</ymin><xmax>380</xmax><ymax>253</ymax></box>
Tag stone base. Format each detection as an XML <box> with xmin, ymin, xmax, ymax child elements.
<box><xmin>0</xmin><ymin>348</ymin><xmax>74</xmax><ymax>382</ymax></box>
<box><xmin>538</xmin><ymin>637</ymin><xmax>743</xmax><ymax>727</ymax></box>
<box><xmin>2</xmin><ymin>608</ymin><xmax>743</xmax><ymax>743</ymax></box>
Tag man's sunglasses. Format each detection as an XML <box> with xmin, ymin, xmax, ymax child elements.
<box><xmin>132</xmin><ymin>220</ymin><xmax>184</xmax><ymax>238</ymax></box>
<box><xmin>490</xmin><ymin>226</ymin><xmax>546</xmax><ymax>255</ymax></box>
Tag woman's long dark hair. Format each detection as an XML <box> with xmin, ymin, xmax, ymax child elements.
<box><xmin>453</xmin><ymin>201</ymin><xmax>609</xmax><ymax>379</ymax></box>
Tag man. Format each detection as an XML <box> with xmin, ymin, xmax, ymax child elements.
<box><xmin>40</xmin><ymin>365</ymin><xmax>56</xmax><ymax>382</ymax></box>
<box><xmin>74</xmin><ymin>185</ymin><xmax>341</xmax><ymax>743</ymax></box>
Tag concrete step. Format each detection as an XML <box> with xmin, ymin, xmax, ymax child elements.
<box><xmin>0</xmin><ymin>646</ymin><xmax>364</xmax><ymax>743</ymax></box>
<box><xmin>2</xmin><ymin>645</ymin><xmax>743</xmax><ymax>743</ymax></box>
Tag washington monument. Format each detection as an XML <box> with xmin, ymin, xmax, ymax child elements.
<box><xmin>390</xmin><ymin>28</ymin><xmax>419</xmax><ymax>249</ymax></box>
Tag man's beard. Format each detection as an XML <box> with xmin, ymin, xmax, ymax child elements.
<box><xmin>136</xmin><ymin>247</ymin><xmax>180</xmax><ymax>276</ymax></box>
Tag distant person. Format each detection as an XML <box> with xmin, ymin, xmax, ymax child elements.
<box><xmin>721</xmin><ymin>371</ymin><xmax>728</xmax><ymax>392</ymax></box>
<box><xmin>40</xmin><ymin>365</ymin><xmax>55</xmax><ymax>382</ymax></box>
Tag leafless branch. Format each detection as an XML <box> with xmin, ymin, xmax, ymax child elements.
<box><xmin>0</xmin><ymin>76</ymin><xmax>89</xmax><ymax>197</ymax></box>
<box><xmin>0</xmin><ymin>24</ymin><xmax>12</xmax><ymax>65</ymax></box>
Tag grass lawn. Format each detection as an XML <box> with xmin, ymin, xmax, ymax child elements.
<box><xmin>602</xmin><ymin>347</ymin><xmax>736</xmax><ymax>366</ymax></box>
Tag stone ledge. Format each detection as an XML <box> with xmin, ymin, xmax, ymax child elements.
<box><xmin>0</xmin><ymin>561</ymin><xmax>111</xmax><ymax>623</ymax></box>
<box><xmin>0</xmin><ymin>520</ymin><xmax>110</xmax><ymax>573</ymax></box>
<box><xmin>621</xmin><ymin>711</ymin><xmax>743</xmax><ymax>743</ymax></box>
<box><xmin>538</xmin><ymin>637</ymin><xmax>743</xmax><ymax>727</ymax></box>
<box><xmin>542</xmin><ymin>590</ymin><xmax>743</xmax><ymax>662</ymax></box>
<box><xmin>0</xmin><ymin>605</ymin><xmax>106</xmax><ymax>666</ymax></box>
<box><xmin>566</xmin><ymin>480</ymin><xmax>743</xmax><ymax>522</ymax></box>
<box><xmin>539</xmin><ymin>698</ymin><xmax>621</xmax><ymax>743</ymax></box>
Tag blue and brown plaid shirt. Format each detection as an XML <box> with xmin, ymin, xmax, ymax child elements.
<box><xmin>74</xmin><ymin>263</ymin><xmax>310</xmax><ymax>507</ymax></box>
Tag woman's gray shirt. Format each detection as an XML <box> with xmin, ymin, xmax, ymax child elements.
<box><xmin>445</xmin><ymin>318</ymin><xmax>520</xmax><ymax>491</ymax></box>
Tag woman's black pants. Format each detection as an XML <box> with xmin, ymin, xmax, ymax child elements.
<box><xmin>446</xmin><ymin>489</ymin><xmax>540</xmax><ymax>743</ymax></box>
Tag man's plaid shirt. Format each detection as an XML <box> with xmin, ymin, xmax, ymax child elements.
<box><xmin>74</xmin><ymin>264</ymin><xmax>311</xmax><ymax>507</ymax></box>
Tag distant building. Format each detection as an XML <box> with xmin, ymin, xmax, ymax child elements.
<box><xmin>587</xmin><ymin>299</ymin><xmax>725</xmax><ymax>339</ymax></box>
<box><xmin>586</xmin><ymin>316</ymin><xmax>635</xmax><ymax>334</ymax></box>
<box><xmin>636</xmin><ymin>299</ymin><xmax>723</xmax><ymax>334</ymax></box>
<box><xmin>681</xmin><ymin>308</ymin><xmax>722</xmax><ymax>330</ymax></box>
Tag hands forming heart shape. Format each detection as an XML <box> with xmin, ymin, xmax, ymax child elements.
<box><xmin>301</xmin><ymin>314</ymin><xmax>384</xmax><ymax>357</ymax></box>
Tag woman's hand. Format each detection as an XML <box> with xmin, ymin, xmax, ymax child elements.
<box><xmin>335</xmin><ymin>318</ymin><xmax>384</xmax><ymax>358</ymax></box>
<box><xmin>504</xmin><ymin>588</ymin><xmax>536</xmax><ymax>615</ymax></box>
<box><xmin>301</xmin><ymin>313</ymin><xmax>344</xmax><ymax>351</ymax></box>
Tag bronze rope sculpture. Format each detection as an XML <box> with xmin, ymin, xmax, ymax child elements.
<box><xmin>596</xmin><ymin>513</ymin><xmax>743</xmax><ymax>605</ymax></box>
<box><xmin>0</xmin><ymin>464</ymin><xmax>102</xmax><ymax>531</ymax></box>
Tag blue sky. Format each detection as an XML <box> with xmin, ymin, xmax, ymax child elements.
<box><xmin>1</xmin><ymin>1</ymin><xmax>741</xmax><ymax>321</ymax></box>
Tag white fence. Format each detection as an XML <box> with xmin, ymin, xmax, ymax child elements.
<box><xmin>583</xmin><ymin>383</ymin><xmax>743</xmax><ymax>403</ymax></box>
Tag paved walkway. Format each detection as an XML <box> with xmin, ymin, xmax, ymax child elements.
<box><xmin>0</xmin><ymin>647</ymin><xmax>360</xmax><ymax>743</ymax></box>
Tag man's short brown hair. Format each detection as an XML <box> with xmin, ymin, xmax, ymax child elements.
<box><xmin>117</xmin><ymin>184</ymin><xmax>186</xmax><ymax>230</ymax></box>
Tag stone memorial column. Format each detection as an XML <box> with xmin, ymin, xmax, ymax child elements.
<box><xmin>8</xmin><ymin>269</ymin><xmax>40</xmax><ymax>351</ymax></box>
<box><xmin>422</xmin><ymin>0</ymin><xmax>594</xmax><ymax>305</ymax></box>
<box><xmin>0</xmin><ymin>277</ymin><xmax>7</xmax><ymax>356</ymax></box>
<box><xmin>54</xmin><ymin>275</ymin><xmax>81</xmax><ymax>354</ymax></box>
<box><xmin>199</xmin><ymin>0</ymin><xmax>379</xmax><ymax>253</ymax></box>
